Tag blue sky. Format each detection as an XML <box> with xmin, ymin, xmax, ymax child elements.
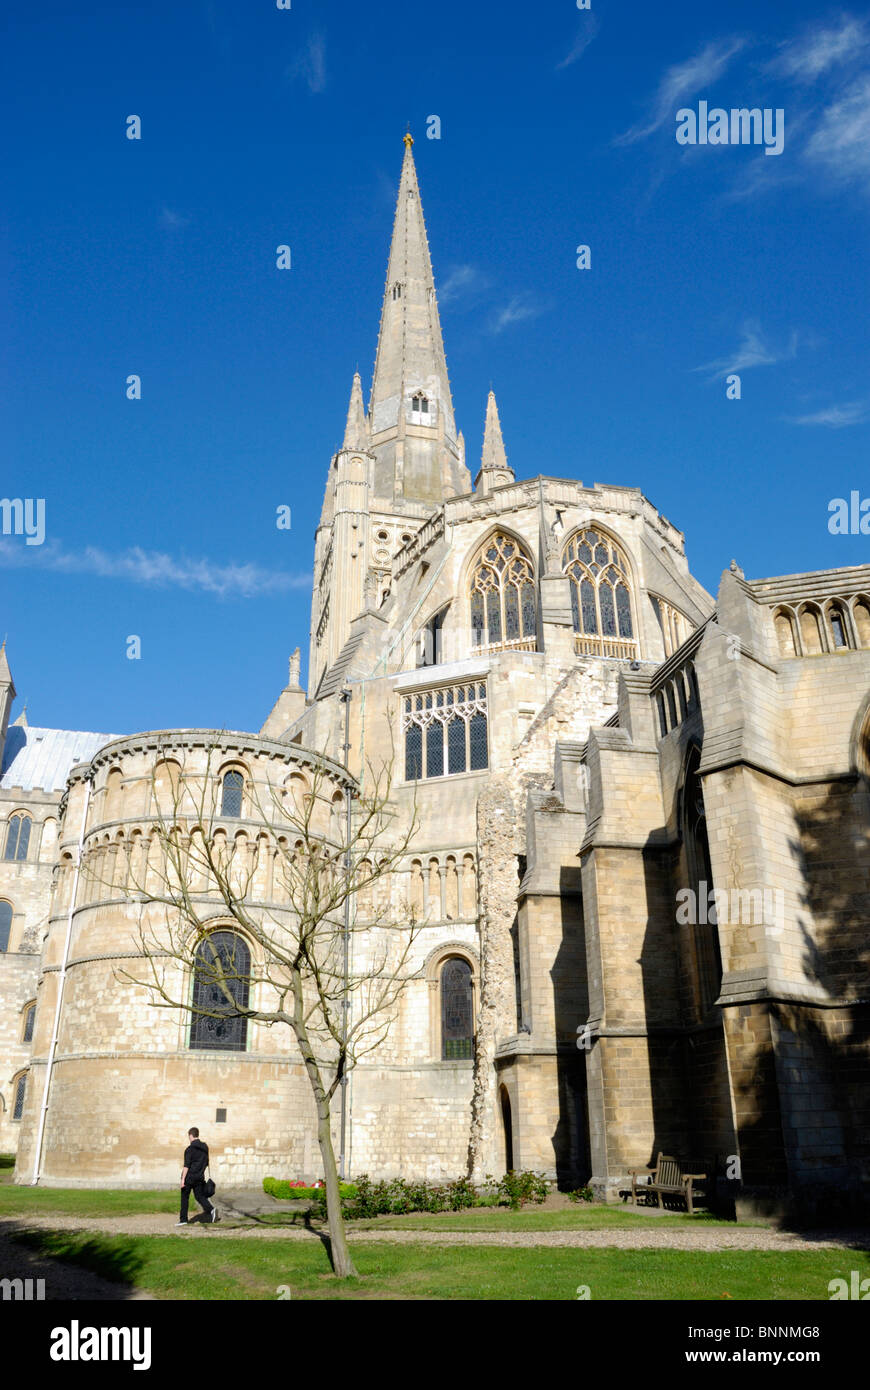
<box><xmin>2</xmin><ymin>0</ymin><xmax>868</xmax><ymax>735</ymax></box>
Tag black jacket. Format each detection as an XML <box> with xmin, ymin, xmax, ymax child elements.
<box><xmin>183</xmin><ymin>1139</ymin><xmax>209</xmax><ymax>1184</ymax></box>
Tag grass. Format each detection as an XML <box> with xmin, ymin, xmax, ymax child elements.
<box><xmin>8</xmin><ymin>1227</ymin><xmax>868</xmax><ymax>1300</ymax></box>
<box><xmin>255</xmin><ymin>1205</ymin><xmax>755</xmax><ymax>1232</ymax></box>
<box><xmin>0</xmin><ymin>1182</ymin><xmax>178</xmax><ymax>1218</ymax></box>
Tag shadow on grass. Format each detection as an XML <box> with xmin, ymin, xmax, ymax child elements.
<box><xmin>0</xmin><ymin>1222</ymin><xmax>146</xmax><ymax>1300</ymax></box>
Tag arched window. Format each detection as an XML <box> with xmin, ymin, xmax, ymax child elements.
<box><xmin>4</xmin><ymin>813</ymin><xmax>31</xmax><ymax>862</ymax></box>
<box><xmin>827</xmin><ymin>603</ymin><xmax>850</xmax><ymax>650</ymax></box>
<box><xmin>0</xmin><ymin>900</ymin><xmax>12</xmax><ymax>952</ymax></box>
<box><xmin>563</xmin><ymin>529</ymin><xmax>636</xmax><ymax>658</ymax></box>
<box><xmin>189</xmin><ymin>931</ymin><xmax>251</xmax><ymax>1052</ymax></box>
<box><xmin>799</xmin><ymin>605</ymin><xmax>823</xmax><ymax>655</ymax></box>
<box><xmin>774</xmin><ymin>607</ymin><xmax>797</xmax><ymax>657</ymax></box>
<box><xmin>681</xmin><ymin>747</ymin><xmax>722</xmax><ymax>1017</ymax></box>
<box><xmin>853</xmin><ymin>598</ymin><xmax>870</xmax><ymax>649</ymax></box>
<box><xmin>469</xmin><ymin>532</ymin><xmax>536</xmax><ymax>652</ymax></box>
<box><xmin>221</xmin><ymin>769</ymin><xmax>245</xmax><ymax>818</ymax></box>
<box><xmin>104</xmin><ymin>768</ymin><xmax>123</xmax><ymax>820</ymax></box>
<box><xmin>22</xmin><ymin>1003</ymin><xmax>35</xmax><ymax>1044</ymax></box>
<box><xmin>441</xmin><ymin>956</ymin><xmax>474</xmax><ymax>1059</ymax></box>
<box><xmin>411</xmin><ymin>394</ymin><xmax>429</xmax><ymax>414</ymax></box>
<box><xmin>12</xmin><ymin>1071</ymin><xmax>27</xmax><ymax>1121</ymax></box>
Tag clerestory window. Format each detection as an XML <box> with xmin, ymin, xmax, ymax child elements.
<box><xmin>403</xmin><ymin>683</ymin><xmax>488</xmax><ymax>781</ymax></box>
<box><xmin>469</xmin><ymin>532</ymin><xmax>537</xmax><ymax>653</ymax></box>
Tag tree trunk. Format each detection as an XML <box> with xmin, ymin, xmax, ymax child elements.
<box><xmin>317</xmin><ymin>1098</ymin><xmax>357</xmax><ymax>1278</ymax></box>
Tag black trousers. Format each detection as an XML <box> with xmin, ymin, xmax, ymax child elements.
<box><xmin>179</xmin><ymin>1180</ymin><xmax>214</xmax><ymax>1222</ymax></box>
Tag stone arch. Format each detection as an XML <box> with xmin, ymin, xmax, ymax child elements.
<box><xmin>798</xmin><ymin>603</ymin><xmax>824</xmax><ymax>655</ymax></box>
<box><xmin>562</xmin><ymin>523</ymin><xmax>637</xmax><ymax>656</ymax></box>
<box><xmin>464</xmin><ymin>526</ymin><xmax>537</xmax><ymax>654</ymax></box>
<box><xmin>851</xmin><ymin>595</ymin><xmax>870</xmax><ymax>649</ymax></box>
<box><xmin>773</xmin><ymin>606</ymin><xmax>798</xmax><ymax>658</ymax></box>
<box><xmin>424</xmin><ymin>943</ymin><xmax>479</xmax><ymax>1061</ymax></box>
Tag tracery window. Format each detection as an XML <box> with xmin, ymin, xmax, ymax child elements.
<box><xmin>469</xmin><ymin>532</ymin><xmax>537</xmax><ymax>652</ymax></box>
<box><xmin>4</xmin><ymin>813</ymin><xmax>31</xmax><ymax>862</ymax></box>
<box><xmin>0</xmin><ymin>900</ymin><xmax>11</xmax><ymax>952</ymax></box>
<box><xmin>650</xmin><ymin>594</ymin><xmax>694</xmax><ymax>659</ymax></box>
<box><xmin>221</xmin><ymin>770</ymin><xmax>244</xmax><ymax>818</ymax></box>
<box><xmin>403</xmin><ymin>683</ymin><xmax>488</xmax><ymax>781</ymax></box>
<box><xmin>441</xmin><ymin>957</ymin><xmax>474</xmax><ymax>1060</ymax></box>
<box><xmin>563</xmin><ymin>529</ymin><xmax>636</xmax><ymax>658</ymax></box>
<box><xmin>189</xmin><ymin>931</ymin><xmax>251</xmax><ymax>1052</ymax></box>
<box><xmin>12</xmin><ymin>1072</ymin><xmax>26</xmax><ymax>1121</ymax></box>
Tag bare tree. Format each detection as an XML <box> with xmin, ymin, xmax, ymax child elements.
<box><xmin>110</xmin><ymin>743</ymin><xmax>420</xmax><ymax>1279</ymax></box>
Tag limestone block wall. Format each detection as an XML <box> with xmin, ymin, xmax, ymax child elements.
<box><xmin>0</xmin><ymin>953</ymin><xmax>39</xmax><ymax>1154</ymax></box>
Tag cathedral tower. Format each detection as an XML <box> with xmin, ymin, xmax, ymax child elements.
<box><xmin>309</xmin><ymin>134</ymin><xmax>471</xmax><ymax>696</ymax></box>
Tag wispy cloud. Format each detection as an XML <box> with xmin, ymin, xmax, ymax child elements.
<box><xmin>490</xmin><ymin>294</ymin><xmax>546</xmax><ymax>334</ymax></box>
<box><xmin>767</xmin><ymin>14</ymin><xmax>869</xmax><ymax>82</ymax></box>
<box><xmin>615</xmin><ymin>37</ymin><xmax>746</xmax><ymax>144</ymax></box>
<box><xmin>288</xmin><ymin>31</ymin><xmax>327</xmax><ymax>93</ymax></box>
<box><xmin>556</xmin><ymin>15</ymin><xmax>600</xmax><ymax>70</ymax></box>
<box><xmin>0</xmin><ymin>541</ymin><xmax>310</xmax><ymax>599</ymax></box>
<box><xmin>693</xmin><ymin>320</ymin><xmax>802</xmax><ymax>379</ymax></box>
<box><xmin>805</xmin><ymin>73</ymin><xmax>870</xmax><ymax>189</ymax></box>
<box><xmin>160</xmin><ymin>207</ymin><xmax>190</xmax><ymax>230</ymax></box>
<box><xmin>437</xmin><ymin>264</ymin><xmax>491</xmax><ymax>306</ymax></box>
<box><xmin>787</xmin><ymin>400</ymin><xmax>869</xmax><ymax>427</ymax></box>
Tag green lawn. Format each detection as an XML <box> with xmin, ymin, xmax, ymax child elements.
<box><xmin>0</xmin><ymin>1182</ymin><xmax>178</xmax><ymax>1218</ymax></box>
<box><xmin>9</xmin><ymin>1228</ymin><xmax>867</xmax><ymax>1300</ymax></box>
<box><xmin>256</xmin><ymin>1205</ymin><xmax>756</xmax><ymax>1232</ymax></box>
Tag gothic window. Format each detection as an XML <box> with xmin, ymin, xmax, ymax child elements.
<box><xmin>469</xmin><ymin>532</ymin><xmax>536</xmax><ymax>652</ymax></box>
<box><xmin>853</xmin><ymin>598</ymin><xmax>870</xmax><ymax>649</ymax></box>
<box><xmin>4</xmin><ymin>813</ymin><xmax>31</xmax><ymax>862</ymax></box>
<box><xmin>827</xmin><ymin>603</ymin><xmax>850</xmax><ymax>650</ymax></box>
<box><xmin>441</xmin><ymin>957</ymin><xmax>474</xmax><ymax>1060</ymax></box>
<box><xmin>564</xmin><ymin>530</ymin><xmax>636</xmax><ymax>657</ymax></box>
<box><xmin>12</xmin><ymin>1072</ymin><xmax>26</xmax><ymax>1121</ymax></box>
<box><xmin>189</xmin><ymin>931</ymin><xmax>251</xmax><ymax>1052</ymax></box>
<box><xmin>403</xmin><ymin>683</ymin><xmax>488</xmax><ymax>781</ymax></box>
<box><xmin>411</xmin><ymin>395</ymin><xmax>429</xmax><ymax>414</ymax></box>
<box><xmin>774</xmin><ymin>607</ymin><xmax>797</xmax><ymax>657</ymax></box>
<box><xmin>22</xmin><ymin>1003</ymin><xmax>35</xmax><ymax>1044</ymax></box>
<box><xmin>221</xmin><ymin>770</ymin><xmax>244</xmax><ymax>818</ymax></box>
<box><xmin>650</xmin><ymin>593</ymin><xmax>694</xmax><ymax>659</ymax></box>
<box><xmin>0</xmin><ymin>900</ymin><xmax>11</xmax><ymax>952</ymax></box>
<box><xmin>391</xmin><ymin>282</ymin><xmax>402</xmax><ymax>300</ymax></box>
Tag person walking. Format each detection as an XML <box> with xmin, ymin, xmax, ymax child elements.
<box><xmin>176</xmin><ymin>1126</ymin><xmax>219</xmax><ymax>1225</ymax></box>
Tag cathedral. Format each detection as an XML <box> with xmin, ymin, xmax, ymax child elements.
<box><xmin>2</xmin><ymin>134</ymin><xmax>869</xmax><ymax>1213</ymax></box>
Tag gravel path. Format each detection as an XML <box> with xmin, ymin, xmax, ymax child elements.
<box><xmin>3</xmin><ymin>1214</ymin><xmax>868</xmax><ymax>1252</ymax></box>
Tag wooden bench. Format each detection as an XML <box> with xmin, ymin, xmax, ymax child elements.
<box><xmin>629</xmin><ymin>1153</ymin><xmax>707</xmax><ymax>1214</ymax></box>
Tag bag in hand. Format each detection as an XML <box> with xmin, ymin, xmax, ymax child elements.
<box><xmin>204</xmin><ymin>1166</ymin><xmax>216</xmax><ymax>1199</ymax></box>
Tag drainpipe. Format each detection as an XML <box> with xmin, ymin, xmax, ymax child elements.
<box><xmin>31</xmin><ymin>773</ymin><xmax>93</xmax><ymax>1184</ymax></box>
<box><xmin>338</xmin><ymin>686</ymin><xmax>352</xmax><ymax>1179</ymax></box>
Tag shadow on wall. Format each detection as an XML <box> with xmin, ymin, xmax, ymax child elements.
<box><xmin>550</xmin><ymin>864</ymin><xmax>591</xmax><ymax>1189</ymax></box>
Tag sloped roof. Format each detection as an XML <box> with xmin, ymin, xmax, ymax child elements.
<box><xmin>1</xmin><ymin>725</ymin><xmax>118</xmax><ymax>794</ymax></box>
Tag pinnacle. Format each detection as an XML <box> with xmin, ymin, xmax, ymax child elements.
<box><xmin>342</xmin><ymin>371</ymin><xmax>368</xmax><ymax>450</ymax></box>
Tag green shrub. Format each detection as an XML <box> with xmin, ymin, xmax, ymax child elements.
<box><xmin>496</xmin><ymin>1170</ymin><xmax>550</xmax><ymax>1210</ymax></box>
<box><xmin>263</xmin><ymin>1177</ymin><xmax>357</xmax><ymax>1202</ymax></box>
<box><xmin>568</xmin><ymin>1186</ymin><xmax>595</xmax><ymax>1203</ymax></box>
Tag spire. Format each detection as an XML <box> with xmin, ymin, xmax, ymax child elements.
<box><xmin>475</xmin><ymin>391</ymin><xmax>514</xmax><ymax>494</ymax></box>
<box><xmin>13</xmin><ymin>703</ymin><xmax>27</xmax><ymax>727</ymax></box>
<box><xmin>342</xmin><ymin>372</ymin><xmax>368</xmax><ymax>450</ymax></box>
<box><xmin>369</xmin><ymin>133</ymin><xmax>456</xmax><ymax>446</ymax></box>
<box><xmin>0</xmin><ymin>640</ymin><xmax>12</xmax><ymax>690</ymax></box>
